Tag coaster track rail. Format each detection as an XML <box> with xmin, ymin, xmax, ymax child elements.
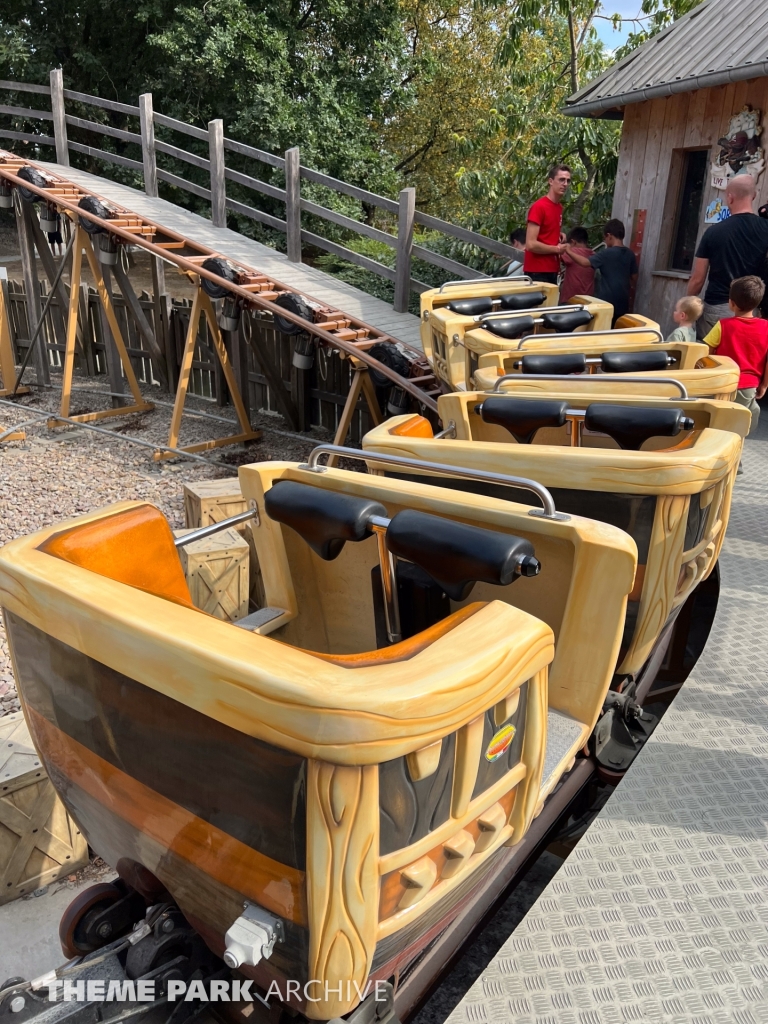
<box><xmin>0</xmin><ymin>154</ymin><xmax>442</xmax><ymax>414</ymax></box>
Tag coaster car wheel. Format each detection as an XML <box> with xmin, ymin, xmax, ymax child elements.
<box><xmin>16</xmin><ymin>167</ymin><xmax>48</xmax><ymax>204</ymax></box>
<box><xmin>59</xmin><ymin>881</ymin><xmax>129</xmax><ymax>959</ymax></box>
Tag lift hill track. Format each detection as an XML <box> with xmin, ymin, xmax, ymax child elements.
<box><xmin>0</xmin><ymin>153</ymin><xmax>443</xmax><ymax>414</ymax></box>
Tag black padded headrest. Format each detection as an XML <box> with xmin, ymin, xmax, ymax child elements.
<box><xmin>541</xmin><ymin>310</ymin><xmax>593</xmax><ymax>332</ymax></box>
<box><xmin>476</xmin><ymin>397</ymin><xmax>568</xmax><ymax>444</ymax></box>
<box><xmin>584</xmin><ymin>405</ymin><xmax>695</xmax><ymax>451</ymax></box>
<box><xmin>446</xmin><ymin>297</ymin><xmax>494</xmax><ymax>316</ymax></box>
<box><xmin>521</xmin><ymin>353</ymin><xmax>587</xmax><ymax>375</ymax></box>
<box><xmin>480</xmin><ymin>316</ymin><xmax>535</xmax><ymax>339</ymax></box>
<box><xmin>386</xmin><ymin>510</ymin><xmax>539</xmax><ymax>602</ymax></box>
<box><xmin>601</xmin><ymin>350</ymin><xmax>673</xmax><ymax>373</ymax></box>
<box><xmin>499</xmin><ymin>291</ymin><xmax>547</xmax><ymax>311</ymax></box>
<box><xmin>264</xmin><ymin>480</ymin><xmax>386</xmax><ymax>560</ymax></box>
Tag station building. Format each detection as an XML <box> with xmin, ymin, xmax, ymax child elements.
<box><xmin>564</xmin><ymin>0</ymin><xmax>768</xmax><ymax>333</ymax></box>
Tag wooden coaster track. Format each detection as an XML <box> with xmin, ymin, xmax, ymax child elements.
<box><xmin>0</xmin><ymin>153</ymin><xmax>442</xmax><ymax>415</ymax></box>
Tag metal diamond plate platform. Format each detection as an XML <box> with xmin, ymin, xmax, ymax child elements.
<box><xmin>447</xmin><ymin>415</ymin><xmax>768</xmax><ymax>1024</ymax></box>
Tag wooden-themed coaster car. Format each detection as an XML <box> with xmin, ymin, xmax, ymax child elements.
<box><xmin>0</xmin><ymin>457</ymin><xmax>636</xmax><ymax>1020</ymax></box>
<box><xmin>419</xmin><ymin>276</ymin><xmax>560</xmax><ymax>355</ymax></box>
<box><xmin>430</xmin><ymin>303</ymin><xmax>651</xmax><ymax>391</ymax></box>
<box><xmin>473</xmin><ymin>341</ymin><xmax>741</xmax><ymax>401</ymax></box>
<box><xmin>363</xmin><ymin>393</ymin><xmax>746</xmax><ymax>691</ymax></box>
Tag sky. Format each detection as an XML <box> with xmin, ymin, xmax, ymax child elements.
<box><xmin>593</xmin><ymin>0</ymin><xmax>646</xmax><ymax>52</ymax></box>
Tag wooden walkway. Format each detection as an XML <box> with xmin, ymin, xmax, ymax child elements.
<box><xmin>37</xmin><ymin>161</ymin><xmax>424</xmax><ymax>351</ymax></box>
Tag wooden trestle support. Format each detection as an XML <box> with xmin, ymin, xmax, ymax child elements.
<box><xmin>0</xmin><ymin>152</ymin><xmax>443</xmax><ymax>459</ymax></box>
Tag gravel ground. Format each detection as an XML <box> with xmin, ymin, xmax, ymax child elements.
<box><xmin>0</xmin><ymin>370</ymin><xmax>335</xmax><ymax>716</ymax></box>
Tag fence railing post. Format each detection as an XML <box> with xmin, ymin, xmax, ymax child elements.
<box><xmin>394</xmin><ymin>187</ymin><xmax>416</xmax><ymax>313</ymax></box>
<box><xmin>285</xmin><ymin>147</ymin><xmax>301</xmax><ymax>263</ymax></box>
<box><xmin>208</xmin><ymin>119</ymin><xmax>226</xmax><ymax>228</ymax></box>
<box><xmin>139</xmin><ymin>94</ymin><xmax>158</xmax><ymax>198</ymax></box>
<box><xmin>50</xmin><ymin>68</ymin><xmax>69</xmax><ymax>167</ymax></box>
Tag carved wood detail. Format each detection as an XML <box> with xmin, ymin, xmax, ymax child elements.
<box><xmin>619</xmin><ymin>493</ymin><xmax>689</xmax><ymax>675</ymax></box>
<box><xmin>305</xmin><ymin>760</ymin><xmax>379</xmax><ymax>1019</ymax></box>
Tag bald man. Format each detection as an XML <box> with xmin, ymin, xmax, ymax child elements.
<box><xmin>688</xmin><ymin>174</ymin><xmax>768</xmax><ymax>338</ymax></box>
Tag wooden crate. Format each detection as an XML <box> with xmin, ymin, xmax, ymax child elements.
<box><xmin>176</xmin><ymin>527</ymin><xmax>250</xmax><ymax>621</ymax></box>
<box><xmin>0</xmin><ymin>712</ymin><xmax>89</xmax><ymax>905</ymax></box>
<box><xmin>183</xmin><ymin>478</ymin><xmax>247</xmax><ymax>529</ymax></box>
<box><xmin>182</xmin><ymin>478</ymin><xmax>265</xmax><ymax>609</ymax></box>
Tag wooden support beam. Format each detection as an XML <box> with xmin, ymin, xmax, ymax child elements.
<box><xmin>394</xmin><ymin>187</ymin><xmax>416</xmax><ymax>314</ymax></box>
<box><xmin>285</xmin><ymin>146</ymin><xmax>301</xmax><ymax>264</ymax></box>
<box><xmin>208</xmin><ymin>119</ymin><xmax>226</xmax><ymax>229</ymax></box>
<box><xmin>111</xmin><ymin>259</ymin><xmax>169</xmax><ymax>388</ymax></box>
<box><xmin>245</xmin><ymin>324</ymin><xmax>299</xmax><ymax>430</ymax></box>
<box><xmin>97</xmin><ymin>263</ymin><xmax>126</xmax><ymax>406</ymax></box>
<box><xmin>50</xmin><ymin>229</ymin><xmax>153</xmax><ymax>427</ymax></box>
<box><xmin>0</xmin><ymin>280</ymin><xmax>28</xmax><ymax>397</ymax></box>
<box><xmin>14</xmin><ymin>193</ymin><xmax>50</xmax><ymax>386</ymax></box>
<box><xmin>23</xmin><ymin>202</ymin><xmax>75</xmax><ymax>347</ymax></box>
<box><xmin>327</xmin><ymin>358</ymin><xmax>383</xmax><ymax>467</ymax></box>
<box><xmin>50</xmin><ymin>68</ymin><xmax>69</xmax><ymax>167</ymax></box>
<box><xmin>154</xmin><ymin>285</ymin><xmax>260</xmax><ymax>461</ymax></box>
<box><xmin>139</xmin><ymin>94</ymin><xmax>158</xmax><ymax>198</ymax></box>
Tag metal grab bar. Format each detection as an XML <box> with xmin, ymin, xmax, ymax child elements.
<box><xmin>300</xmin><ymin>444</ymin><xmax>568</xmax><ymax>521</ymax></box>
<box><xmin>515</xmin><ymin>325</ymin><xmax>664</xmax><ymax>349</ymax></box>
<box><xmin>174</xmin><ymin>508</ymin><xmax>258</xmax><ymax>547</ymax></box>
<box><xmin>473</xmin><ymin>303</ymin><xmax>586</xmax><ymax>323</ymax></box>
<box><xmin>491</xmin><ymin>373</ymin><xmax>689</xmax><ymax>399</ymax></box>
<box><xmin>438</xmin><ymin>275</ymin><xmax>532</xmax><ymax>292</ymax></box>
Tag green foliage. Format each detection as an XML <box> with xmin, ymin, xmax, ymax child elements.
<box><xmin>613</xmin><ymin>0</ymin><xmax>702</xmax><ymax>57</ymax></box>
<box><xmin>0</xmin><ymin>0</ymin><xmax>698</xmax><ymax>301</ymax></box>
<box><xmin>0</xmin><ymin>0</ymin><xmax>408</xmax><ymax>186</ymax></box>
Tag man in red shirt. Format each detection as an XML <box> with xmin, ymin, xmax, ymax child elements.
<box><xmin>524</xmin><ymin>165</ymin><xmax>571</xmax><ymax>283</ymax></box>
<box><xmin>704</xmin><ymin>275</ymin><xmax>768</xmax><ymax>436</ymax></box>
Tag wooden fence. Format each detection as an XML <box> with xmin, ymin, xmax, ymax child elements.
<box><xmin>0</xmin><ymin>71</ymin><xmax>520</xmax><ymax>313</ymax></box>
<box><xmin>3</xmin><ymin>278</ymin><xmax>378</xmax><ymax>442</ymax></box>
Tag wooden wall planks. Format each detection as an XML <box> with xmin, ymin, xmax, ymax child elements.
<box><xmin>611</xmin><ymin>77</ymin><xmax>768</xmax><ymax>334</ymax></box>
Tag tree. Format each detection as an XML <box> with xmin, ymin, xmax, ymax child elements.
<box><xmin>0</xmin><ymin>0</ymin><xmax>408</xmax><ymax>185</ymax></box>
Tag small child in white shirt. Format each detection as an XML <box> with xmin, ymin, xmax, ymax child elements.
<box><xmin>666</xmin><ymin>295</ymin><xmax>703</xmax><ymax>342</ymax></box>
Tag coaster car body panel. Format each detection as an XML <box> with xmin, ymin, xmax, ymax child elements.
<box><xmin>425</xmin><ymin>298</ymin><xmax>644</xmax><ymax>390</ymax></box>
<box><xmin>473</xmin><ymin>347</ymin><xmax>741</xmax><ymax>401</ymax></box>
<box><xmin>0</xmin><ymin>464</ymin><xmax>635</xmax><ymax>1020</ymax></box>
<box><xmin>419</xmin><ymin>279</ymin><xmax>560</xmax><ymax>356</ymax></box>
<box><xmin>363</xmin><ymin>398</ymin><xmax>743</xmax><ymax>679</ymax></box>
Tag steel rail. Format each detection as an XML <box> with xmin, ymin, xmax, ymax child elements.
<box><xmin>515</xmin><ymin>325</ymin><xmax>665</xmax><ymax>349</ymax></box>
<box><xmin>438</xmin><ymin>275</ymin><xmax>533</xmax><ymax>291</ymax></box>
<box><xmin>0</xmin><ymin>157</ymin><xmax>441</xmax><ymax>413</ymax></box>
<box><xmin>473</xmin><ymin>303</ymin><xmax>586</xmax><ymax>323</ymax></box>
<box><xmin>491</xmin><ymin>373</ymin><xmax>689</xmax><ymax>398</ymax></box>
<box><xmin>301</xmin><ymin>443</ymin><xmax>567</xmax><ymax>520</ymax></box>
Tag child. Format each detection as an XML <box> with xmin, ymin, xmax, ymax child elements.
<box><xmin>565</xmin><ymin>218</ymin><xmax>638</xmax><ymax>325</ymax></box>
<box><xmin>560</xmin><ymin>227</ymin><xmax>594</xmax><ymax>303</ymax></box>
<box><xmin>504</xmin><ymin>228</ymin><xmax>526</xmax><ymax>277</ymax></box>
<box><xmin>704</xmin><ymin>275</ymin><xmax>768</xmax><ymax>436</ymax></box>
<box><xmin>666</xmin><ymin>295</ymin><xmax>703</xmax><ymax>342</ymax></box>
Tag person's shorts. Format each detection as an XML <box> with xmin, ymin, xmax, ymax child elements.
<box><xmin>735</xmin><ymin>387</ymin><xmax>760</xmax><ymax>435</ymax></box>
<box><xmin>525</xmin><ymin>272</ymin><xmax>558</xmax><ymax>284</ymax></box>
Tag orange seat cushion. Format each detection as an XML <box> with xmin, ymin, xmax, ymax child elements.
<box><xmin>40</xmin><ymin>504</ymin><xmax>195</xmax><ymax>608</ymax></box>
<box><xmin>306</xmin><ymin>602</ymin><xmax>484</xmax><ymax>668</ymax></box>
<box><xmin>389</xmin><ymin>415</ymin><xmax>434</xmax><ymax>438</ymax></box>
